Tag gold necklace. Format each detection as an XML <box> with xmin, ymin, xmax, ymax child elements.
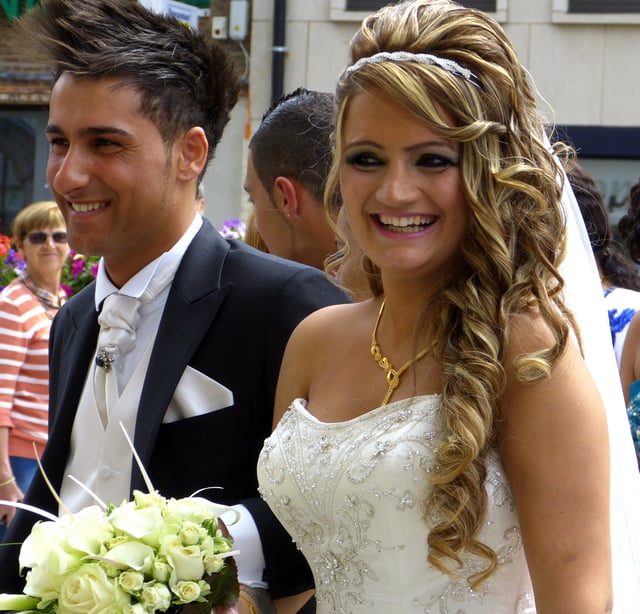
<box><xmin>370</xmin><ymin>299</ymin><xmax>430</xmax><ymax>406</ymax></box>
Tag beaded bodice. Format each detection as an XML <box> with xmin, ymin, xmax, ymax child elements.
<box><xmin>257</xmin><ymin>395</ymin><xmax>536</xmax><ymax>613</ymax></box>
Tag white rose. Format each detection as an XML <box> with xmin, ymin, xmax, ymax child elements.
<box><xmin>213</xmin><ymin>535</ymin><xmax>234</xmax><ymax>553</ymax></box>
<box><xmin>179</xmin><ymin>521</ymin><xmax>206</xmax><ymax>546</ymax></box>
<box><xmin>199</xmin><ymin>535</ymin><xmax>215</xmax><ymax>556</ymax></box>
<box><xmin>171</xmin><ymin>580</ymin><xmax>201</xmax><ymax>604</ymax></box>
<box><xmin>160</xmin><ymin>535</ymin><xmax>204</xmax><ymax>581</ymax></box>
<box><xmin>150</xmin><ymin>559</ymin><xmax>172</xmax><ymax>583</ymax></box>
<box><xmin>133</xmin><ymin>490</ymin><xmax>166</xmax><ymax>510</ymax></box>
<box><xmin>204</xmin><ymin>554</ymin><xmax>225</xmax><ymax>575</ymax></box>
<box><xmin>117</xmin><ymin>570</ymin><xmax>145</xmax><ymax>595</ymax></box>
<box><xmin>140</xmin><ymin>582</ymin><xmax>172</xmax><ymax>610</ymax></box>
<box><xmin>57</xmin><ymin>563</ymin><xmax>128</xmax><ymax>614</ymax></box>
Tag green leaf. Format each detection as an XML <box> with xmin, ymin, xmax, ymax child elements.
<box><xmin>205</xmin><ymin>557</ymin><xmax>240</xmax><ymax>608</ymax></box>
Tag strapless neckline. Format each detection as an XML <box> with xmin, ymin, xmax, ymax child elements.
<box><xmin>290</xmin><ymin>393</ymin><xmax>441</xmax><ymax>426</ymax></box>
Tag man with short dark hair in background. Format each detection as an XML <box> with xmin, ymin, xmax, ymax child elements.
<box><xmin>245</xmin><ymin>88</ymin><xmax>338</xmax><ymax>270</ymax></box>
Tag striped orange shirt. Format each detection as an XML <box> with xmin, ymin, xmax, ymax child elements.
<box><xmin>0</xmin><ymin>279</ymin><xmax>57</xmax><ymax>459</ymax></box>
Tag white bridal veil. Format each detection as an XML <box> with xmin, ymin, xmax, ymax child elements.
<box><xmin>560</xmin><ymin>172</ymin><xmax>640</xmax><ymax>612</ymax></box>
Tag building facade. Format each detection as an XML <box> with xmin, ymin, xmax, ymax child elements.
<box><xmin>0</xmin><ymin>0</ymin><xmax>639</xmax><ymax>230</ymax></box>
<box><xmin>248</xmin><ymin>0</ymin><xmax>640</xmax><ymax>229</ymax></box>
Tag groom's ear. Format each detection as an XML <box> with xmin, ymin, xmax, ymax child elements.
<box><xmin>176</xmin><ymin>127</ymin><xmax>208</xmax><ymax>180</ymax></box>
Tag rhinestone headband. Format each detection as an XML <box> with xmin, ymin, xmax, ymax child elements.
<box><xmin>344</xmin><ymin>51</ymin><xmax>480</xmax><ymax>87</ymax></box>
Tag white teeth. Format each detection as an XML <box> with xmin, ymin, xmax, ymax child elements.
<box><xmin>378</xmin><ymin>214</ymin><xmax>436</xmax><ymax>229</ymax></box>
<box><xmin>70</xmin><ymin>202</ymin><xmax>105</xmax><ymax>212</ymax></box>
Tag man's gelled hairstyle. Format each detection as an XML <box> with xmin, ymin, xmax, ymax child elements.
<box><xmin>249</xmin><ymin>88</ymin><xmax>335</xmax><ymax>206</ymax></box>
<box><xmin>14</xmin><ymin>0</ymin><xmax>239</xmax><ymax>169</ymax></box>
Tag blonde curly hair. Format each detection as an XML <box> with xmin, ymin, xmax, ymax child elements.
<box><xmin>326</xmin><ymin>0</ymin><xmax>578</xmax><ymax>588</ymax></box>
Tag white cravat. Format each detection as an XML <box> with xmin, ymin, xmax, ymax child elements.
<box><xmin>93</xmin><ymin>293</ymin><xmax>143</xmax><ymax>425</ymax></box>
<box><xmin>89</xmin><ymin>216</ymin><xmax>203</xmax><ymax>428</ymax></box>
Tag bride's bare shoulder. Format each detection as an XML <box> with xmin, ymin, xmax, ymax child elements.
<box><xmin>291</xmin><ymin>300</ymin><xmax>373</xmax><ymax>342</ymax></box>
<box><xmin>275</xmin><ymin>301</ymin><xmax>376</xmax><ymax>425</ymax></box>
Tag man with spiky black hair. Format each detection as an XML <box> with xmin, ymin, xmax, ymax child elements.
<box><xmin>0</xmin><ymin>3</ymin><xmax>347</xmax><ymax>611</ymax></box>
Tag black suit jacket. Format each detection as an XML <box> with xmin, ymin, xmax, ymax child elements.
<box><xmin>0</xmin><ymin>219</ymin><xmax>349</xmax><ymax>595</ymax></box>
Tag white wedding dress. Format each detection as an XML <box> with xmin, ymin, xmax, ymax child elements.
<box><xmin>257</xmin><ymin>395</ymin><xmax>536</xmax><ymax>613</ymax></box>
<box><xmin>257</xmin><ymin>166</ymin><xmax>640</xmax><ymax>612</ymax></box>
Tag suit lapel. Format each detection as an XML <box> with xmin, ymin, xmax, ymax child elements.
<box><xmin>133</xmin><ymin>221</ymin><xmax>231</xmax><ymax>467</ymax></box>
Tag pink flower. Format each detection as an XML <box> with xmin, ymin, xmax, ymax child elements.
<box><xmin>71</xmin><ymin>258</ymin><xmax>85</xmax><ymax>278</ymax></box>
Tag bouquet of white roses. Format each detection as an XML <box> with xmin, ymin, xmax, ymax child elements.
<box><xmin>0</xmin><ymin>426</ymin><xmax>239</xmax><ymax>614</ymax></box>
<box><xmin>0</xmin><ymin>490</ymin><xmax>239</xmax><ymax>614</ymax></box>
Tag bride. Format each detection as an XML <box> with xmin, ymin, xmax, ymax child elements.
<box><xmin>258</xmin><ymin>1</ymin><xmax>640</xmax><ymax>612</ymax></box>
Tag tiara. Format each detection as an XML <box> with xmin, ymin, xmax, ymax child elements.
<box><xmin>344</xmin><ymin>51</ymin><xmax>480</xmax><ymax>87</ymax></box>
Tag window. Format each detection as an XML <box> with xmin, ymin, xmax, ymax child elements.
<box><xmin>557</xmin><ymin>125</ymin><xmax>640</xmax><ymax>228</ymax></box>
<box><xmin>0</xmin><ymin>110</ymin><xmax>49</xmax><ymax>234</ymax></box>
<box><xmin>331</xmin><ymin>0</ymin><xmax>506</xmax><ymax>21</ymax></box>
<box><xmin>553</xmin><ymin>0</ymin><xmax>640</xmax><ymax>23</ymax></box>
<box><xmin>568</xmin><ymin>0</ymin><xmax>640</xmax><ymax>11</ymax></box>
<box><xmin>345</xmin><ymin>0</ymin><xmax>496</xmax><ymax>9</ymax></box>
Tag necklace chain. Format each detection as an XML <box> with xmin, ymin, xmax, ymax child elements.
<box><xmin>370</xmin><ymin>299</ymin><xmax>430</xmax><ymax>406</ymax></box>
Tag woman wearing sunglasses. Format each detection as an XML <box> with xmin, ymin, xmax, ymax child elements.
<box><xmin>0</xmin><ymin>200</ymin><xmax>69</xmax><ymax>540</ymax></box>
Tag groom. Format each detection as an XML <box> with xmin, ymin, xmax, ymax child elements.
<box><xmin>0</xmin><ymin>1</ymin><xmax>347</xmax><ymax>610</ymax></box>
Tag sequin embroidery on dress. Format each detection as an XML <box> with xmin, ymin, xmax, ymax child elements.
<box><xmin>257</xmin><ymin>395</ymin><xmax>536</xmax><ymax>613</ymax></box>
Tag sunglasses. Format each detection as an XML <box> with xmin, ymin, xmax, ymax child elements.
<box><xmin>25</xmin><ymin>231</ymin><xmax>68</xmax><ymax>245</ymax></box>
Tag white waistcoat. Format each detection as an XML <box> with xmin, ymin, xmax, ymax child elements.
<box><xmin>59</xmin><ymin>339</ymin><xmax>154</xmax><ymax>513</ymax></box>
